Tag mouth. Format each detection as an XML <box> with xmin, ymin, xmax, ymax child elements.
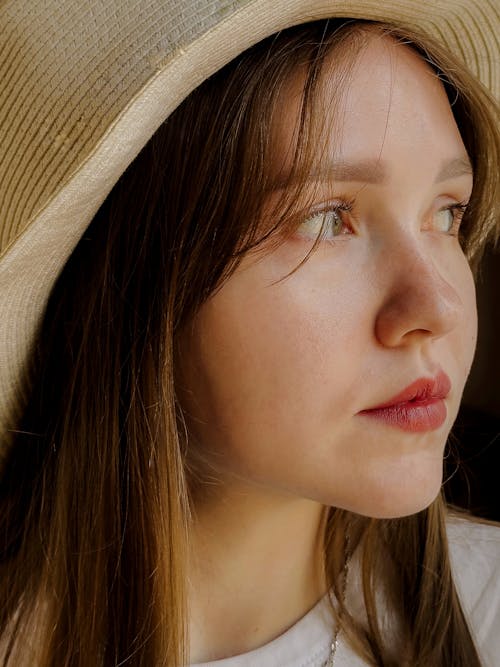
<box><xmin>358</xmin><ymin>371</ymin><xmax>451</xmax><ymax>433</ymax></box>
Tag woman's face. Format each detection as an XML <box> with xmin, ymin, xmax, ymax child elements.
<box><xmin>178</xmin><ymin>33</ymin><xmax>476</xmax><ymax>518</ymax></box>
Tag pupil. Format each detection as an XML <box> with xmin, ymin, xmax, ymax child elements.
<box><xmin>441</xmin><ymin>209</ymin><xmax>453</xmax><ymax>231</ymax></box>
<box><xmin>329</xmin><ymin>212</ymin><xmax>341</xmax><ymax>233</ymax></box>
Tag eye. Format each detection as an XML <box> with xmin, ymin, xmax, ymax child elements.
<box><xmin>433</xmin><ymin>202</ymin><xmax>468</xmax><ymax>235</ymax></box>
<box><xmin>296</xmin><ymin>202</ymin><xmax>353</xmax><ymax>242</ymax></box>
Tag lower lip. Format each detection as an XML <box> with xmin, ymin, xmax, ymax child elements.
<box><xmin>359</xmin><ymin>398</ymin><xmax>447</xmax><ymax>433</ymax></box>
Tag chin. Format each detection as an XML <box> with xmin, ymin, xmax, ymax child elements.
<box><xmin>343</xmin><ymin>467</ymin><xmax>444</xmax><ymax>519</ymax></box>
<box><xmin>361</xmin><ymin>495</ymin><xmax>440</xmax><ymax>520</ymax></box>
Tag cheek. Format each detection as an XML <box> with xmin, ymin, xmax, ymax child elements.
<box><xmin>455</xmin><ymin>256</ymin><xmax>478</xmax><ymax>374</ymax></box>
<box><xmin>177</xmin><ymin>252</ymin><xmax>368</xmax><ymax>463</ymax></box>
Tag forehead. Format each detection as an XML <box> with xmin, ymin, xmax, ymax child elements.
<box><xmin>270</xmin><ymin>31</ymin><xmax>468</xmax><ymax>183</ymax></box>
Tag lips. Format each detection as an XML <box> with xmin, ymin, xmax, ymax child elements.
<box><xmin>359</xmin><ymin>371</ymin><xmax>451</xmax><ymax>432</ymax></box>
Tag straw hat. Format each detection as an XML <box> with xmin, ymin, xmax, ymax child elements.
<box><xmin>0</xmin><ymin>0</ymin><xmax>499</xmax><ymax>456</ymax></box>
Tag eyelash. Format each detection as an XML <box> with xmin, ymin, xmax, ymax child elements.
<box><xmin>444</xmin><ymin>200</ymin><xmax>469</xmax><ymax>235</ymax></box>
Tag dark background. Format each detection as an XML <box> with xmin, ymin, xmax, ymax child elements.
<box><xmin>444</xmin><ymin>245</ymin><xmax>500</xmax><ymax>521</ymax></box>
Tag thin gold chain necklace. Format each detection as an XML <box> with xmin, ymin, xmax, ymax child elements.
<box><xmin>323</xmin><ymin>532</ymin><xmax>351</xmax><ymax>666</ymax></box>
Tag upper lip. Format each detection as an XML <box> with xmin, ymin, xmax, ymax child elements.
<box><xmin>361</xmin><ymin>370</ymin><xmax>452</xmax><ymax>411</ymax></box>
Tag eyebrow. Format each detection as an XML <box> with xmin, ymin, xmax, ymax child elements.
<box><xmin>271</xmin><ymin>156</ymin><xmax>473</xmax><ymax>189</ymax></box>
<box><xmin>434</xmin><ymin>157</ymin><xmax>473</xmax><ymax>183</ymax></box>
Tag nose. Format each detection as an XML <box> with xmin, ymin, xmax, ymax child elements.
<box><xmin>374</xmin><ymin>244</ymin><xmax>464</xmax><ymax>348</ymax></box>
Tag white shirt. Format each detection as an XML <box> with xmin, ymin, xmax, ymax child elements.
<box><xmin>191</xmin><ymin>516</ymin><xmax>500</xmax><ymax>667</ymax></box>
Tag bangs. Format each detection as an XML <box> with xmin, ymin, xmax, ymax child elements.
<box><xmin>226</xmin><ymin>21</ymin><xmax>368</xmax><ymax>271</ymax></box>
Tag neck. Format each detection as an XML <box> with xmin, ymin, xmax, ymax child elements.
<box><xmin>187</xmin><ymin>482</ymin><xmax>327</xmax><ymax>663</ymax></box>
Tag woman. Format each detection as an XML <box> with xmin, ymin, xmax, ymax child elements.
<box><xmin>0</xmin><ymin>2</ymin><xmax>499</xmax><ymax>666</ymax></box>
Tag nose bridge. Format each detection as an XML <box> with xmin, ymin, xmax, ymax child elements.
<box><xmin>374</xmin><ymin>234</ymin><xmax>463</xmax><ymax>347</ymax></box>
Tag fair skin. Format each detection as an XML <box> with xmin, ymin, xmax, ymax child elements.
<box><xmin>181</xmin><ymin>32</ymin><xmax>476</xmax><ymax>662</ymax></box>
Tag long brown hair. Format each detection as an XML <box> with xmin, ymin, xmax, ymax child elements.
<box><xmin>1</xmin><ymin>19</ymin><xmax>499</xmax><ymax>666</ymax></box>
